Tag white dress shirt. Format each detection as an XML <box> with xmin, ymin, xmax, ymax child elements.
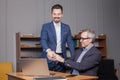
<box><xmin>53</xmin><ymin>22</ymin><xmax>62</xmax><ymax>53</ymax></box>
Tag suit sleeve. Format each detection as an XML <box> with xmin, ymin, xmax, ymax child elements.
<box><xmin>64</xmin><ymin>49</ymin><xmax>102</xmax><ymax>71</ymax></box>
<box><xmin>66</xmin><ymin>26</ymin><xmax>75</xmax><ymax>56</ymax></box>
<box><xmin>40</xmin><ymin>24</ymin><xmax>49</xmax><ymax>52</ymax></box>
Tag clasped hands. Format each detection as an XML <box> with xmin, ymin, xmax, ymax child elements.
<box><xmin>47</xmin><ymin>50</ymin><xmax>64</xmax><ymax>63</ymax></box>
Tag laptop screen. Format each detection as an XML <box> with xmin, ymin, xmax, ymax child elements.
<box><xmin>20</xmin><ymin>58</ymin><xmax>50</xmax><ymax>76</ymax></box>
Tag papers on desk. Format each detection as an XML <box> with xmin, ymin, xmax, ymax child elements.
<box><xmin>33</xmin><ymin>76</ymin><xmax>67</xmax><ymax>80</ymax></box>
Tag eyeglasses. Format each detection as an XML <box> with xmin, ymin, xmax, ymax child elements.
<box><xmin>80</xmin><ymin>37</ymin><xmax>90</xmax><ymax>41</ymax></box>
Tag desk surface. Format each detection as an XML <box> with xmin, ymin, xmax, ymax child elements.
<box><xmin>7</xmin><ymin>71</ymin><xmax>98</xmax><ymax>80</ymax></box>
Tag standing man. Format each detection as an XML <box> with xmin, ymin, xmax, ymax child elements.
<box><xmin>55</xmin><ymin>29</ymin><xmax>102</xmax><ymax>76</ymax></box>
<box><xmin>40</xmin><ymin>4</ymin><xmax>75</xmax><ymax>72</ymax></box>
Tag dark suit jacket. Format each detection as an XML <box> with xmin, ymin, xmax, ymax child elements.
<box><xmin>64</xmin><ymin>46</ymin><xmax>102</xmax><ymax>76</ymax></box>
<box><xmin>40</xmin><ymin>21</ymin><xmax>75</xmax><ymax>63</ymax></box>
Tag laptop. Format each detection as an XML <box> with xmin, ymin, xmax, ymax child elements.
<box><xmin>20</xmin><ymin>58</ymin><xmax>67</xmax><ymax>79</ymax></box>
<box><xmin>20</xmin><ymin>58</ymin><xmax>50</xmax><ymax>77</ymax></box>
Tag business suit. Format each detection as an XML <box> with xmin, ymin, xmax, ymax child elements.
<box><xmin>40</xmin><ymin>21</ymin><xmax>75</xmax><ymax>72</ymax></box>
<box><xmin>64</xmin><ymin>46</ymin><xmax>102</xmax><ymax>76</ymax></box>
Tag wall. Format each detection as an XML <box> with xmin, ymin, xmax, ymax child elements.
<box><xmin>0</xmin><ymin>0</ymin><xmax>7</xmax><ymax>61</ymax></box>
<box><xmin>0</xmin><ymin>0</ymin><xmax>120</xmax><ymax>77</ymax></box>
<box><xmin>118</xmin><ymin>0</ymin><xmax>120</xmax><ymax>79</ymax></box>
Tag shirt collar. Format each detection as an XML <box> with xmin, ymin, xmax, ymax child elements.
<box><xmin>53</xmin><ymin>21</ymin><xmax>61</xmax><ymax>27</ymax></box>
<box><xmin>83</xmin><ymin>44</ymin><xmax>94</xmax><ymax>51</ymax></box>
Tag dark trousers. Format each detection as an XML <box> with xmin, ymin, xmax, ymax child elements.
<box><xmin>48</xmin><ymin>53</ymin><xmax>66</xmax><ymax>73</ymax></box>
<box><xmin>48</xmin><ymin>61</ymin><xmax>66</xmax><ymax>72</ymax></box>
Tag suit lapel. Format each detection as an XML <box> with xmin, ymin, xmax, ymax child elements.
<box><xmin>82</xmin><ymin>46</ymin><xmax>94</xmax><ymax>60</ymax></box>
<box><xmin>50</xmin><ymin>22</ymin><xmax>57</xmax><ymax>44</ymax></box>
<box><xmin>75</xmin><ymin>49</ymin><xmax>83</xmax><ymax>61</ymax></box>
<box><xmin>50</xmin><ymin>22</ymin><xmax>65</xmax><ymax>45</ymax></box>
<box><xmin>61</xmin><ymin>23</ymin><xmax>64</xmax><ymax>43</ymax></box>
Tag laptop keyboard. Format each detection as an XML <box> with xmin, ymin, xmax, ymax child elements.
<box><xmin>33</xmin><ymin>76</ymin><xmax>66</xmax><ymax>80</ymax></box>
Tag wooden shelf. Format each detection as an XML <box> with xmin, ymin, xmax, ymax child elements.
<box><xmin>21</xmin><ymin>36</ymin><xmax>40</xmax><ymax>39</ymax></box>
<box><xmin>20</xmin><ymin>56</ymin><xmax>40</xmax><ymax>59</ymax></box>
<box><xmin>21</xmin><ymin>46</ymin><xmax>41</xmax><ymax>49</ymax></box>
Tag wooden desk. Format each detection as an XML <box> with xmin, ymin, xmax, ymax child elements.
<box><xmin>7</xmin><ymin>71</ymin><xmax>98</xmax><ymax>80</ymax></box>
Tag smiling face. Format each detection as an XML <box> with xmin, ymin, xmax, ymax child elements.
<box><xmin>52</xmin><ymin>9</ymin><xmax>63</xmax><ymax>23</ymax></box>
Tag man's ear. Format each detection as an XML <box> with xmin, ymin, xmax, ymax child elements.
<box><xmin>89</xmin><ymin>38</ymin><xmax>93</xmax><ymax>43</ymax></box>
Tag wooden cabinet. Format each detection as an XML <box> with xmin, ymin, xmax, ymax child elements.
<box><xmin>16</xmin><ymin>32</ymin><xmax>41</xmax><ymax>71</ymax></box>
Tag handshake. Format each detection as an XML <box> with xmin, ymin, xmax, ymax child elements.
<box><xmin>47</xmin><ymin>50</ymin><xmax>64</xmax><ymax>63</ymax></box>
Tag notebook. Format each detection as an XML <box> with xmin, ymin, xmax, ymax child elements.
<box><xmin>20</xmin><ymin>58</ymin><xmax>50</xmax><ymax>76</ymax></box>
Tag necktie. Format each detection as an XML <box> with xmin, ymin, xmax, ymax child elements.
<box><xmin>72</xmin><ymin>48</ymin><xmax>87</xmax><ymax>75</ymax></box>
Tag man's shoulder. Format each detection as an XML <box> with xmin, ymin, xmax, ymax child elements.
<box><xmin>75</xmin><ymin>48</ymin><xmax>83</xmax><ymax>53</ymax></box>
<box><xmin>61</xmin><ymin>22</ymin><xmax>69</xmax><ymax>27</ymax></box>
<box><xmin>90</xmin><ymin>46</ymin><xmax>102</xmax><ymax>54</ymax></box>
<box><xmin>43</xmin><ymin>22</ymin><xmax>52</xmax><ymax>26</ymax></box>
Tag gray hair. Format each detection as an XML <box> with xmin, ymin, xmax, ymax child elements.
<box><xmin>81</xmin><ymin>29</ymin><xmax>96</xmax><ymax>42</ymax></box>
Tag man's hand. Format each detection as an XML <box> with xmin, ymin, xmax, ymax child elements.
<box><xmin>55</xmin><ymin>54</ymin><xmax>64</xmax><ymax>63</ymax></box>
<box><xmin>46</xmin><ymin>49</ymin><xmax>65</xmax><ymax>62</ymax></box>
<box><xmin>47</xmin><ymin>50</ymin><xmax>56</xmax><ymax>61</ymax></box>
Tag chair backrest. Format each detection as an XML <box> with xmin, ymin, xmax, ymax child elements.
<box><xmin>97</xmin><ymin>59</ymin><xmax>118</xmax><ymax>80</ymax></box>
<box><xmin>0</xmin><ymin>62</ymin><xmax>13</xmax><ymax>80</ymax></box>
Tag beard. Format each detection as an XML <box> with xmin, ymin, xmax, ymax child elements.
<box><xmin>53</xmin><ymin>17</ymin><xmax>61</xmax><ymax>23</ymax></box>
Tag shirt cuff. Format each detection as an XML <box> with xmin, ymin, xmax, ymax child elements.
<box><xmin>46</xmin><ymin>48</ymin><xmax>51</xmax><ymax>53</ymax></box>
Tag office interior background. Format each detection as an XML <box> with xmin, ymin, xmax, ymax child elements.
<box><xmin>0</xmin><ymin>0</ymin><xmax>120</xmax><ymax>78</ymax></box>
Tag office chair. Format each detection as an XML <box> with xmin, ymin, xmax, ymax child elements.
<box><xmin>0</xmin><ymin>62</ymin><xmax>13</xmax><ymax>80</ymax></box>
<box><xmin>97</xmin><ymin>59</ymin><xmax>118</xmax><ymax>80</ymax></box>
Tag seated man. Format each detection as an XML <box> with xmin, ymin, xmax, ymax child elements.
<box><xmin>55</xmin><ymin>29</ymin><xmax>102</xmax><ymax>76</ymax></box>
